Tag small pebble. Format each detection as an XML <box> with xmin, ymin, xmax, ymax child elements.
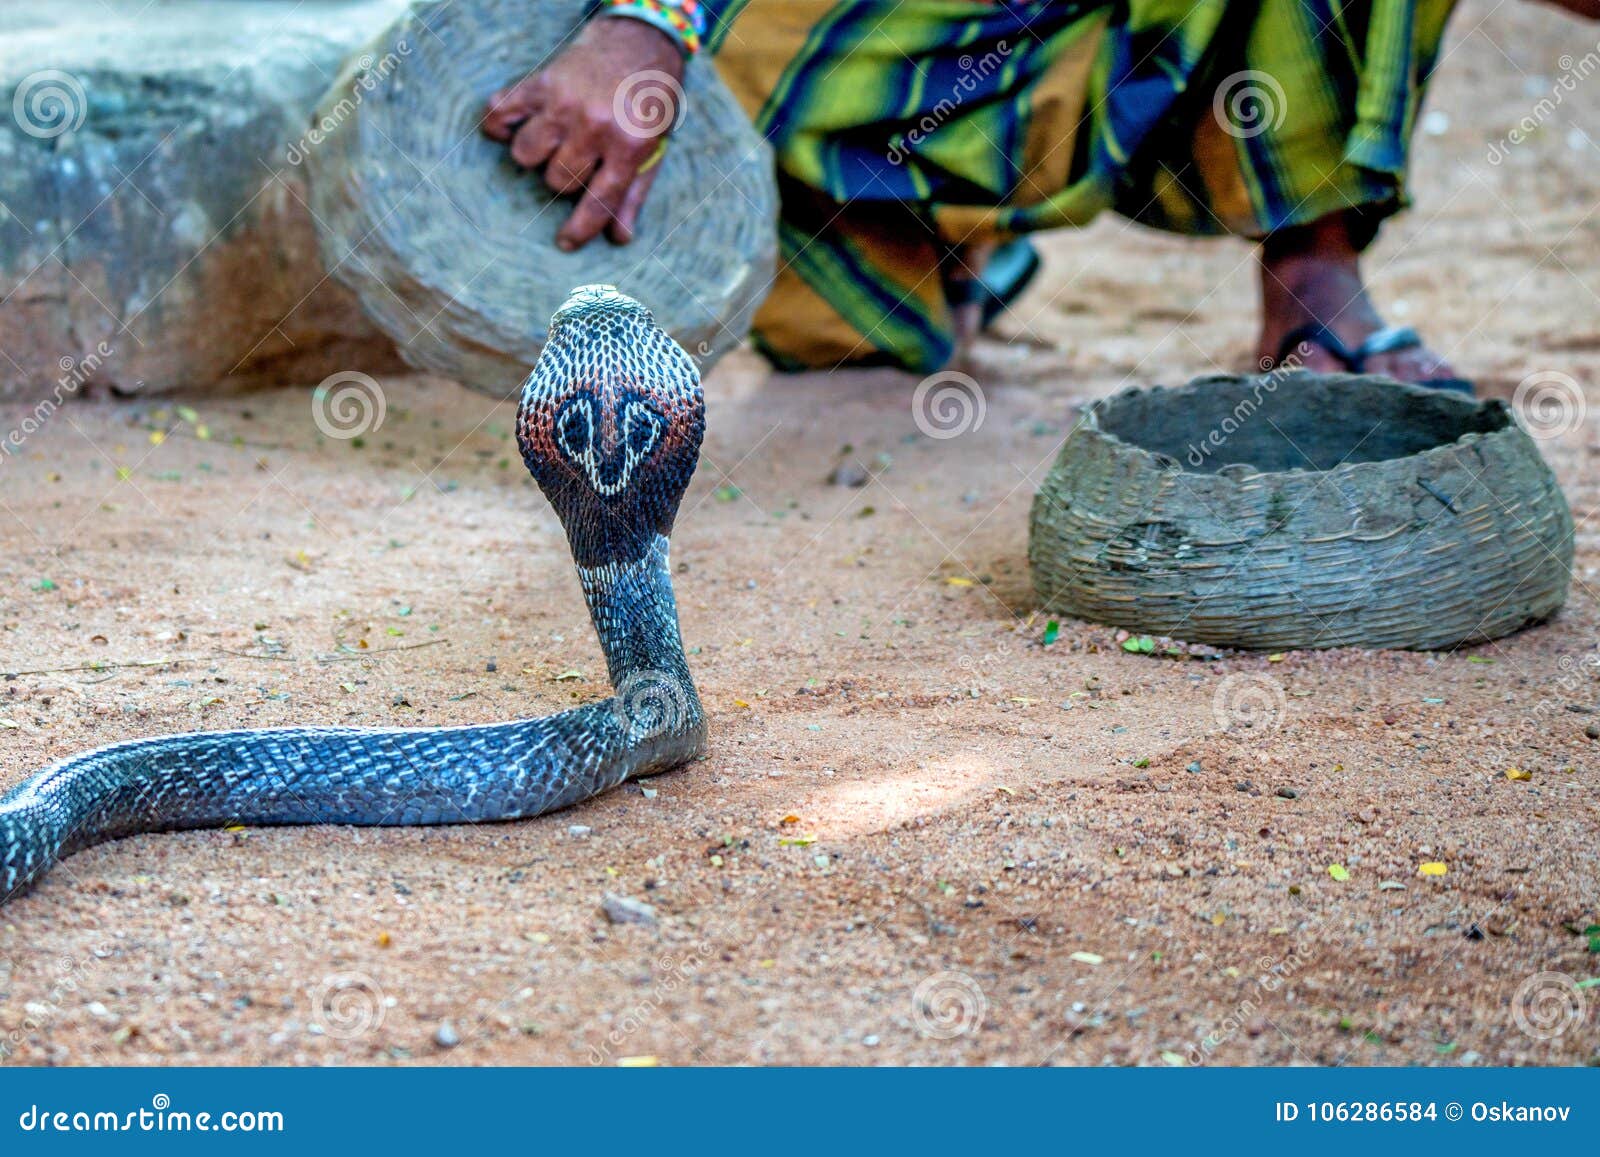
<box><xmin>567</xmin><ymin>825</ymin><xmax>592</xmax><ymax>838</ymax></box>
<box><xmin>1585</xmin><ymin>723</ymin><xmax>1599</xmax><ymax>740</ymax></box>
<box><xmin>434</xmin><ymin>1020</ymin><xmax>460</xmax><ymax>1049</ymax></box>
<box><xmin>1275</xmin><ymin>787</ymin><xmax>1299</xmax><ymax>799</ymax></box>
<box><xmin>1186</xmin><ymin>761</ymin><xmax>1202</xmax><ymax>774</ymax></box>
<box><xmin>827</xmin><ymin>461</ymin><xmax>869</xmax><ymax>488</ymax></box>
<box><xmin>601</xmin><ymin>892</ymin><xmax>658</xmax><ymax>927</ymax></box>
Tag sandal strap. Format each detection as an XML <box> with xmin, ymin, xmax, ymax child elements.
<box><xmin>1352</xmin><ymin>325</ymin><xmax>1423</xmax><ymax>360</ymax></box>
<box><xmin>944</xmin><ymin>239</ymin><xmax>1041</xmax><ymax>322</ymax></box>
<box><xmin>1274</xmin><ymin>321</ymin><xmax>1358</xmax><ymax>370</ymax></box>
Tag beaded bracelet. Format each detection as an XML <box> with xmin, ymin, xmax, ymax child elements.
<box><xmin>595</xmin><ymin>0</ymin><xmax>708</xmax><ymax>57</ymax></box>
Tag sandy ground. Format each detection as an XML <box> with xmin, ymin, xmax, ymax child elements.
<box><xmin>1</xmin><ymin>1</ymin><xmax>1598</xmax><ymax>1067</ymax></box>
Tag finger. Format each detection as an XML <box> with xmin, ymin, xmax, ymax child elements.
<box><xmin>607</xmin><ymin>162</ymin><xmax>661</xmax><ymax>245</ymax></box>
<box><xmin>558</xmin><ymin>163</ymin><xmax>634</xmax><ymax>251</ymax></box>
<box><xmin>509</xmin><ymin>117</ymin><xmax>562</xmax><ymax>170</ymax></box>
<box><xmin>482</xmin><ymin>81</ymin><xmax>544</xmax><ymax>141</ymax></box>
<box><xmin>543</xmin><ymin>139</ymin><xmax>601</xmax><ymax>196</ymax></box>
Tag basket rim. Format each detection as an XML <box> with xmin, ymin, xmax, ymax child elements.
<box><xmin>1077</xmin><ymin>371</ymin><xmax>1519</xmax><ymax>482</ymax></box>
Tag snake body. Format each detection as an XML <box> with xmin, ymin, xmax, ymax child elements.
<box><xmin>0</xmin><ymin>286</ymin><xmax>706</xmax><ymax>901</ymax></box>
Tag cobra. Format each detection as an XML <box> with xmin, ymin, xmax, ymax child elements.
<box><xmin>0</xmin><ymin>285</ymin><xmax>707</xmax><ymax>901</ymax></box>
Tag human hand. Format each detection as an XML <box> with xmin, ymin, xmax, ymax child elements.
<box><xmin>482</xmin><ymin>18</ymin><xmax>685</xmax><ymax>249</ymax></box>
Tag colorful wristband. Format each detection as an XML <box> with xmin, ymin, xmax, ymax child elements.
<box><xmin>595</xmin><ymin>0</ymin><xmax>707</xmax><ymax>57</ymax></box>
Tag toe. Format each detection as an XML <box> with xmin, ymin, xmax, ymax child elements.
<box><xmin>1364</xmin><ymin>344</ymin><xmax>1458</xmax><ymax>386</ymax></box>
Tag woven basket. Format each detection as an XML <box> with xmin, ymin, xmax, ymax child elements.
<box><xmin>306</xmin><ymin>0</ymin><xmax>777</xmax><ymax>397</ymax></box>
<box><xmin>1029</xmin><ymin>373</ymin><xmax>1574</xmax><ymax>651</ymax></box>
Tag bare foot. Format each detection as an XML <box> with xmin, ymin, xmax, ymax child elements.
<box><xmin>1257</xmin><ymin>212</ymin><xmax>1462</xmax><ymax>386</ymax></box>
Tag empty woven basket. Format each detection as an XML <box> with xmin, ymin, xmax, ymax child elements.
<box><xmin>306</xmin><ymin>0</ymin><xmax>777</xmax><ymax>397</ymax></box>
<box><xmin>1029</xmin><ymin>373</ymin><xmax>1574</xmax><ymax>651</ymax></box>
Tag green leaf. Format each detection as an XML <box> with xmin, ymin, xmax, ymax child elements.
<box><xmin>1122</xmin><ymin>636</ymin><xmax>1155</xmax><ymax>654</ymax></box>
<box><xmin>1042</xmin><ymin>619</ymin><xmax>1060</xmax><ymax>646</ymax></box>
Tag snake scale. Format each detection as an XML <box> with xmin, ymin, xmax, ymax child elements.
<box><xmin>0</xmin><ymin>286</ymin><xmax>706</xmax><ymax>902</ymax></box>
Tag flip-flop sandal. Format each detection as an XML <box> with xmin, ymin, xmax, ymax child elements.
<box><xmin>946</xmin><ymin>239</ymin><xmax>1042</xmax><ymax>328</ymax></box>
<box><xmin>1274</xmin><ymin>322</ymin><xmax>1475</xmax><ymax>396</ymax></box>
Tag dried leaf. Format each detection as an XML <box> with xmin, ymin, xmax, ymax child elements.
<box><xmin>1419</xmin><ymin>862</ymin><xmax>1448</xmax><ymax>877</ymax></box>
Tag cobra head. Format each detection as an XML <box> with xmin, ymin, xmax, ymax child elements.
<box><xmin>517</xmin><ymin>286</ymin><xmax>705</xmax><ymax>569</ymax></box>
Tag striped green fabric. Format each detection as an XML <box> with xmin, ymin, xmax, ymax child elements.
<box><xmin>701</xmin><ymin>0</ymin><xmax>1459</xmax><ymax>371</ymax></box>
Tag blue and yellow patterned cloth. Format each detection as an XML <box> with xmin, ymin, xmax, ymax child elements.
<box><xmin>685</xmin><ymin>0</ymin><xmax>1458</xmax><ymax>370</ymax></box>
